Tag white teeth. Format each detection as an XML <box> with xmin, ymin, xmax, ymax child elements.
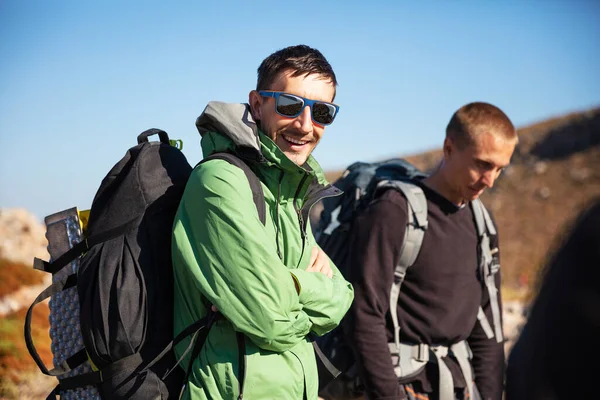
<box><xmin>283</xmin><ymin>135</ymin><xmax>308</xmax><ymax>145</ymax></box>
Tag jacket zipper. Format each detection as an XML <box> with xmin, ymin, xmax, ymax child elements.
<box><xmin>293</xmin><ymin>173</ymin><xmax>309</xmax><ymax>267</ymax></box>
<box><xmin>293</xmin><ymin>176</ymin><xmax>343</xmax><ymax>267</ymax></box>
<box><xmin>275</xmin><ymin>170</ymin><xmax>285</xmax><ymax>260</ymax></box>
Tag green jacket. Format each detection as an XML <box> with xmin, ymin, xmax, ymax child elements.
<box><xmin>172</xmin><ymin>102</ymin><xmax>354</xmax><ymax>399</ymax></box>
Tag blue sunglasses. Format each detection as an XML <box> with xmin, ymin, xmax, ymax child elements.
<box><xmin>259</xmin><ymin>91</ymin><xmax>339</xmax><ymax>126</ymax></box>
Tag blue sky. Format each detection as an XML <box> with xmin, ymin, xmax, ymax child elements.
<box><xmin>1</xmin><ymin>1</ymin><xmax>599</xmax><ymax>221</ymax></box>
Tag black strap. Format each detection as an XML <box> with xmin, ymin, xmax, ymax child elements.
<box><xmin>57</xmin><ymin>351</ymin><xmax>144</xmax><ymax>391</ymax></box>
<box><xmin>137</xmin><ymin>128</ymin><xmax>170</xmax><ymax>145</ymax></box>
<box><xmin>236</xmin><ymin>332</ymin><xmax>247</xmax><ymax>400</ymax></box>
<box><xmin>156</xmin><ymin>309</ymin><xmax>216</xmax><ymax>381</ymax></box>
<box><xmin>198</xmin><ymin>152</ymin><xmax>267</xmax><ymax>226</ymax></box>
<box><xmin>33</xmin><ymin>215</ymin><xmax>142</xmax><ymax>275</ymax></box>
<box><xmin>24</xmin><ymin>274</ymin><xmax>81</xmax><ymax>376</ymax></box>
<box><xmin>162</xmin><ymin>322</ymin><xmax>206</xmax><ymax>381</ymax></box>
<box><xmin>312</xmin><ymin>340</ymin><xmax>341</xmax><ymax>379</ymax></box>
<box><xmin>33</xmin><ymin>240</ymin><xmax>87</xmax><ymax>275</ymax></box>
<box><xmin>182</xmin><ymin>315</ymin><xmax>215</xmax><ymax>384</ymax></box>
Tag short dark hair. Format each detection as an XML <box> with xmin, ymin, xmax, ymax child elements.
<box><xmin>256</xmin><ymin>45</ymin><xmax>338</xmax><ymax>98</ymax></box>
<box><xmin>446</xmin><ymin>102</ymin><xmax>517</xmax><ymax>149</ymax></box>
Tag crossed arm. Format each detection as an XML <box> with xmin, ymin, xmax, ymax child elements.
<box><xmin>173</xmin><ymin>161</ymin><xmax>353</xmax><ymax>352</ymax></box>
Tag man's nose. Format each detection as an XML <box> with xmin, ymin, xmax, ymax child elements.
<box><xmin>295</xmin><ymin>105</ymin><xmax>313</xmax><ymax>134</ymax></box>
<box><xmin>482</xmin><ymin>170</ymin><xmax>496</xmax><ymax>189</ymax></box>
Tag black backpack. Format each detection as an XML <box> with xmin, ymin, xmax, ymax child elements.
<box><xmin>314</xmin><ymin>159</ymin><xmax>502</xmax><ymax>398</ymax></box>
<box><xmin>314</xmin><ymin>159</ymin><xmax>428</xmax><ymax>396</ymax></box>
<box><xmin>24</xmin><ymin>129</ymin><xmax>266</xmax><ymax>399</ymax></box>
<box><xmin>315</xmin><ymin>159</ymin><xmax>427</xmax><ymax>276</ymax></box>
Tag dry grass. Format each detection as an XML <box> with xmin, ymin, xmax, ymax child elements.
<box><xmin>0</xmin><ymin>369</ymin><xmax>56</xmax><ymax>400</ymax></box>
<box><xmin>0</xmin><ymin>259</ymin><xmax>46</xmax><ymax>298</ymax></box>
<box><xmin>488</xmin><ymin>160</ymin><xmax>599</xmax><ymax>289</ymax></box>
<box><xmin>0</xmin><ymin>303</ymin><xmax>53</xmax><ymax>399</ymax></box>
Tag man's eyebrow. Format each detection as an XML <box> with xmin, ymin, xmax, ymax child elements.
<box><xmin>476</xmin><ymin>158</ymin><xmax>494</xmax><ymax>166</ymax></box>
<box><xmin>476</xmin><ymin>158</ymin><xmax>510</xmax><ymax>169</ymax></box>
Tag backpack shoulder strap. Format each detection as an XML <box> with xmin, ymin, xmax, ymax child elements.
<box><xmin>472</xmin><ymin>198</ymin><xmax>497</xmax><ymax>236</ymax></box>
<box><xmin>471</xmin><ymin>199</ymin><xmax>503</xmax><ymax>342</ymax></box>
<box><xmin>377</xmin><ymin>180</ymin><xmax>428</xmax><ymax>351</ymax></box>
<box><xmin>199</xmin><ymin>152</ymin><xmax>266</xmax><ymax>226</ymax></box>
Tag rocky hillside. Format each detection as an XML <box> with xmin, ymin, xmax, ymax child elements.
<box><xmin>315</xmin><ymin>107</ymin><xmax>600</xmax><ymax>298</ymax></box>
<box><xmin>0</xmin><ymin>209</ymin><xmax>49</xmax><ymax>268</ymax></box>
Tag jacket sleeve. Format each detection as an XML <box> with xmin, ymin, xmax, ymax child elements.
<box><xmin>172</xmin><ymin>161</ymin><xmax>312</xmax><ymax>353</ymax></box>
<box><xmin>289</xmin><ymin>234</ymin><xmax>354</xmax><ymax>336</ymax></box>
<box><xmin>343</xmin><ymin>193</ymin><xmax>407</xmax><ymax>400</ymax></box>
<box><xmin>467</xmin><ymin>217</ymin><xmax>505</xmax><ymax>400</ymax></box>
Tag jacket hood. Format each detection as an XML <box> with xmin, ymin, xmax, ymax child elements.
<box><xmin>196</xmin><ymin>101</ymin><xmax>262</xmax><ymax>155</ymax></box>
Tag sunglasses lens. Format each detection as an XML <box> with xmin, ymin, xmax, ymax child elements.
<box><xmin>312</xmin><ymin>103</ymin><xmax>336</xmax><ymax>125</ymax></box>
<box><xmin>277</xmin><ymin>94</ymin><xmax>304</xmax><ymax>117</ymax></box>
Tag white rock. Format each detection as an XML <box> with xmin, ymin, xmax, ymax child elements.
<box><xmin>0</xmin><ymin>208</ymin><xmax>49</xmax><ymax>267</ymax></box>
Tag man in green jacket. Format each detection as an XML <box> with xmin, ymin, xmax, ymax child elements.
<box><xmin>172</xmin><ymin>45</ymin><xmax>354</xmax><ymax>399</ymax></box>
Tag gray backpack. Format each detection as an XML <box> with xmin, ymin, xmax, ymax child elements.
<box><xmin>315</xmin><ymin>159</ymin><xmax>503</xmax><ymax>400</ymax></box>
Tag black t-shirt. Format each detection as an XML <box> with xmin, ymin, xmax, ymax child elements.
<box><xmin>343</xmin><ymin>182</ymin><xmax>504</xmax><ymax>400</ymax></box>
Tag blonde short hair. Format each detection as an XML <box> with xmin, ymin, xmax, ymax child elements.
<box><xmin>446</xmin><ymin>102</ymin><xmax>517</xmax><ymax>149</ymax></box>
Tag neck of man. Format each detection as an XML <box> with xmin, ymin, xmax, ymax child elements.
<box><xmin>422</xmin><ymin>163</ymin><xmax>466</xmax><ymax>207</ymax></box>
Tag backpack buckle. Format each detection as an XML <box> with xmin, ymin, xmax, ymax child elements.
<box><xmin>490</xmin><ymin>258</ymin><xmax>500</xmax><ymax>275</ymax></box>
<box><xmin>416</xmin><ymin>343</ymin><xmax>429</xmax><ymax>362</ymax></box>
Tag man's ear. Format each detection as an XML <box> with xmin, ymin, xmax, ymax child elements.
<box><xmin>248</xmin><ymin>90</ymin><xmax>263</xmax><ymax>121</ymax></box>
<box><xmin>443</xmin><ymin>137</ymin><xmax>454</xmax><ymax>159</ymax></box>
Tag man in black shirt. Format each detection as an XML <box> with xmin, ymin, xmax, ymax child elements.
<box><xmin>344</xmin><ymin>102</ymin><xmax>517</xmax><ymax>400</ymax></box>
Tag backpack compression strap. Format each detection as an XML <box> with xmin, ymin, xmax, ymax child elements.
<box><xmin>32</xmin><ymin>215</ymin><xmax>142</xmax><ymax>275</ymax></box>
<box><xmin>471</xmin><ymin>199</ymin><xmax>503</xmax><ymax>343</ymax></box>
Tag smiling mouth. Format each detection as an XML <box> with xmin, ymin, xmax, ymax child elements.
<box><xmin>282</xmin><ymin>134</ymin><xmax>310</xmax><ymax>146</ymax></box>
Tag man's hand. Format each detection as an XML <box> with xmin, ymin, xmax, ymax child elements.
<box><xmin>306</xmin><ymin>246</ymin><xmax>333</xmax><ymax>279</ymax></box>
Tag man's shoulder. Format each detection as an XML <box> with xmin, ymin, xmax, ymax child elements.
<box><xmin>368</xmin><ymin>185</ymin><xmax>411</xmax><ymax>214</ymax></box>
